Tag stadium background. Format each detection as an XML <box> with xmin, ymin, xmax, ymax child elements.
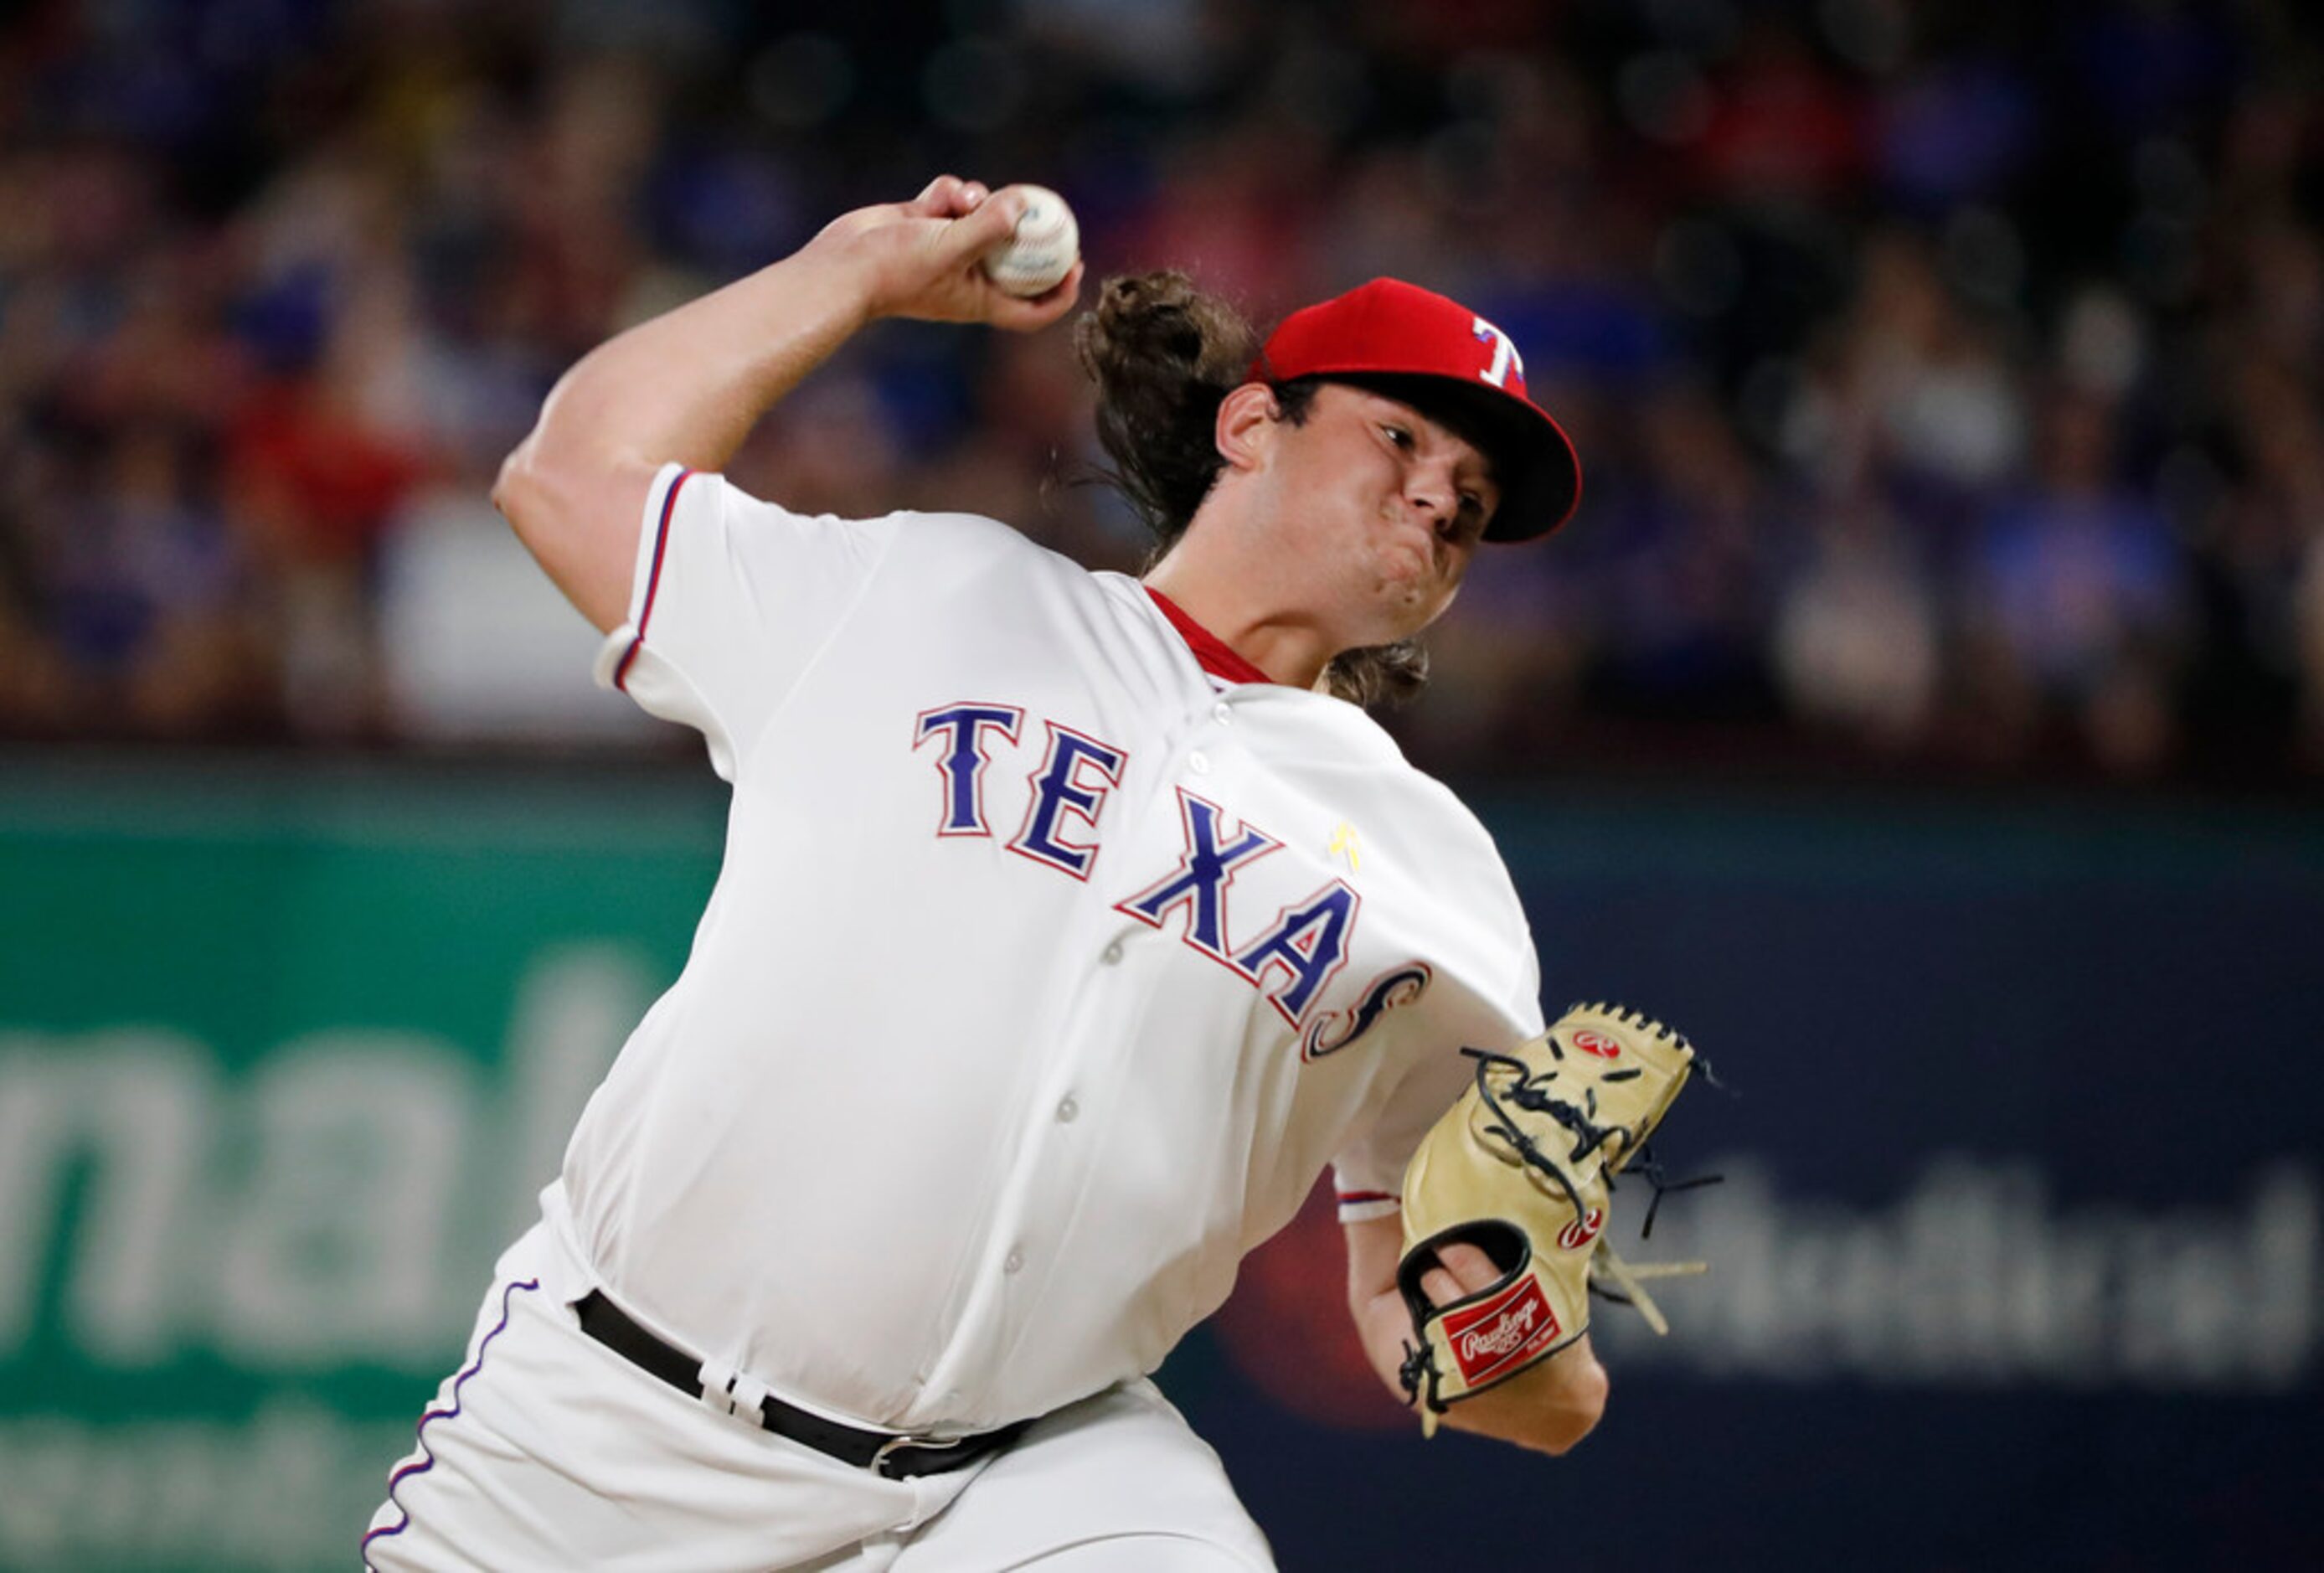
<box><xmin>1</xmin><ymin>0</ymin><xmax>2317</xmax><ymax>1567</ymax></box>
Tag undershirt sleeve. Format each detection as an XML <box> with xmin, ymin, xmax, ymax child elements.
<box><xmin>592</xmin><ymin>463</ymin><xmax>902</xmax><ymax>780</ymax></box>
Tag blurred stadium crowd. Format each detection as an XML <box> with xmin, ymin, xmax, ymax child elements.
<box><xmin>2</xmin><ymin>0</ymin><xmax>2320</xmax><ymax>785</ymax></box>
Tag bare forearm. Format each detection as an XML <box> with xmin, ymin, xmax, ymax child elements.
<box><xmin>522</xmin><ymin>249</ymin><xmax>873</xmax><ymax>482</ymax></box>
<box><xmin>519</xmin><ymin>175</ymin><xmax>1069</xmax><ymax>483</ymax></box>
<box><xmin>492</xmin><ymin>248</ymin><xmax>877</xmax><ymax>632</ymax></box>
<box><xmin>492</xmin><ymin>176</ymin><xmax>1080</xmax><ymax>632</ymax></box>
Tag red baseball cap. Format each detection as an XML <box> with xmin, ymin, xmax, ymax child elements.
<box><xmin>1249</xmin><ymin>278</ymin><xmax>1583</xmax><ymax>541</ymax></box>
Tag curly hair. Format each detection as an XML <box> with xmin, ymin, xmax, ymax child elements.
<box><xmin>1072</xmin><ymin>271</ymin><xmax>1428</xmax><ymax>709</ymax></box>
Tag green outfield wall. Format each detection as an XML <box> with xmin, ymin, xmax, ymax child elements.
<box><xmin>0</xmin><ymin>761</ymin><xmax>722</xmax><ymax>1568</ymax></box>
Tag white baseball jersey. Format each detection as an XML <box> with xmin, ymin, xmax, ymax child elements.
<box><xmin>566</xmin><ymin>462</ymin><xmax>1544</xmax><ymax>1435</ymax></box>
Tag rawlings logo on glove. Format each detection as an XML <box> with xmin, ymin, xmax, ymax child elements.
<box><xmin>1441</xmin><ymin>1278</ymin><xmax>1561</xmax><ymax>1385</ymax></box>
<box><xmin>1394</xmin><ymin>1003</ymin><xmax>1717</xmax><ymax>1435</ymax></box>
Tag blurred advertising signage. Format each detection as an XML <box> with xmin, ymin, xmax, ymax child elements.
<box><xmin>0</xmin><ymin>775</ymin><xmax>708</xmax><ymax>1570</ymax></box>
<box><xmin>1217</xmin><ymin>1156</ymin><xmax>2316</xmax><ymax>1432</ymax></box>
<box><xmin>1590</xmin><ymin>1157</ymin><xmax>2315</xmax><ymax>1388</ymax></box>
<box><xmin>0</xmin><ymin>947</ymin><xmax>648</xmax><ymax>1569</ymax></box>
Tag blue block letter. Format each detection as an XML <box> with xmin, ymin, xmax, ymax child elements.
<box><xmin>915</xmin><ymin>703</ymin><xmax>1023</xmax><ymax>837</ymax></box>
<box><xmin>1117</xmin><ymin>790</ymin><xmax>1280</xmax><ymax>958</ymax></box>
<box><xmin>1234</xmin><ymin>880</ymin><xmax>1361</xmax><ymax>1025</ymax></box>
<box><xmin>1008</xmin><ymin>723</ymin><xmax>1126</xmax><ymax>879</ymax></box>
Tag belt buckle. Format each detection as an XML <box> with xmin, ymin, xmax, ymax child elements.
<box><xmin>872</xmin><ymin>1431</ymin><xmax>963</xmax><ymax>1478</ymax></box>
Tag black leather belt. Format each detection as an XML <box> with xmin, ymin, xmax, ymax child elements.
<box><xmin>574</xmin><ymin>1290</ymin><xmax>1028</xmax><ymax>1479</ymax></box>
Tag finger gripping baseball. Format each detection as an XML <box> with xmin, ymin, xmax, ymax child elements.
<box><xmin>1394</xmin><ymin>1003</ymin><xmax>1712</xmax><ymax>1435</ymax></box>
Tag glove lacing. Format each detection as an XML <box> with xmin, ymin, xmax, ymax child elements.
<box><xmin>1461</xmin><ymin>1048</ymin><xmax>1621</xmax><ymax>1218</ymax></box>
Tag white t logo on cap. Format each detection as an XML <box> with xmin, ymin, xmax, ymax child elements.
<box><xmin>1472</xmin><ymin>316</ymin><xmax>1523</xmax><ymax>389</ymax></box>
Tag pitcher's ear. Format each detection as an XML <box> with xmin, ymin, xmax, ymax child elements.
<box><xmin>1214</xmin><ymin>382</ymin><xmax>1282</xmax><ymax>474</ymax></box>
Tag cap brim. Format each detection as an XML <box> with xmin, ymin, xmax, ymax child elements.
<box><xmin>1318</xmin><ymin>373</ymin><xmax>1582</xmax><ymax>542</ymax></box>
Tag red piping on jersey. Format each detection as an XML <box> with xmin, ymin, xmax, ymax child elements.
<box><xmin>1337</xmin><ymin>1189</ymin><xmax>1398</xmax><ymax>1207</ymax></box>
<box><xmin>612</xmin><ymin>468</ymin><xmax>695</xmax><ymax>692</ymax></box>
<box><xmin>1142</xmin><ymin>586</ymin><xmax>1275</xmax><ymax>687</ymax></box>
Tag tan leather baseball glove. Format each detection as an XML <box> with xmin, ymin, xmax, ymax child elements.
<box><xmin>1396</xmin><ymin>1003</ymin><xmax>1710</xmax><ymax>1435</ymax></box>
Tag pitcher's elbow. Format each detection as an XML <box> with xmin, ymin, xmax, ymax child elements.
<box><xmin>492</xmin><ymin>439</ymin><xmax>546</xmax><ymax>539</ymax></box>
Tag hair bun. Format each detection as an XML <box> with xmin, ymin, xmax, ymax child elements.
<box><xmin>1073</xmin><ymin>271</ymin><xmax>1258</xmax><ymax>538</ymax></box>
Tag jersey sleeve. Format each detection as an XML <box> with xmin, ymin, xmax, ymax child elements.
<box><xmin>1331</xmin><ymin>910</ymin><xmax>1544</xmax><ymax>1225</ymax></box>
<box><xmin>591</xmin><ymin>464</ymin><xmax>904</xmax><ymax>780</ymax></box>
<box><xmin>1331</xmin><ymin>1045</ymin><xmax>1474</xmax><ymax>1224</ymax></box>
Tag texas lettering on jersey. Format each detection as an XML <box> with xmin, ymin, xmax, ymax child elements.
<box><xmin>912</xmin><ymin>703</ymin><xmax>1428</xmax><ymax>1044</ymax></box>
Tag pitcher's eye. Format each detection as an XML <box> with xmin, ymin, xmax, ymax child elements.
<box><xmin>1381</xmin><ymin>424</ymin><xmax>1414</xmax><ymax>449</ymax></box>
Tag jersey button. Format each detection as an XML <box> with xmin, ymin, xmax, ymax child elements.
<box><xmin>1101</xmin><ymin>941</ymin><xmax>1124</xmax><ymax>964</ymax></box>
<box><xmin>1003</xmin><ymin>1249</ymin><xmax>1024</xmax><ymax>1274</ymax></box>
<box><xmin>1056</xmin><ymin>1096</ymin><xmax>1080</xmax><ymax>1123</ymax></box>
<box><xmin>1212</xmin><ymin>702</ymin><xmax>1233</xmax><ymax>725</ymax></box>
<box><xmin>1188</xmin><ymin>750</ymin><xmax>1211</xmax><ymax>774</ymax></box>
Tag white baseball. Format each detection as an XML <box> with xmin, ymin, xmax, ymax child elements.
<box><xmin>980</xmin><ymin>184</ymin><xmax>1079</xmax><ymax>298</ymax></box>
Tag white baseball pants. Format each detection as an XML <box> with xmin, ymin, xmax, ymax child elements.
<box><xmin>362</xmin><ymin>1215</ymin><xmax>1275</xmax><ymax>1571</ymax></box>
